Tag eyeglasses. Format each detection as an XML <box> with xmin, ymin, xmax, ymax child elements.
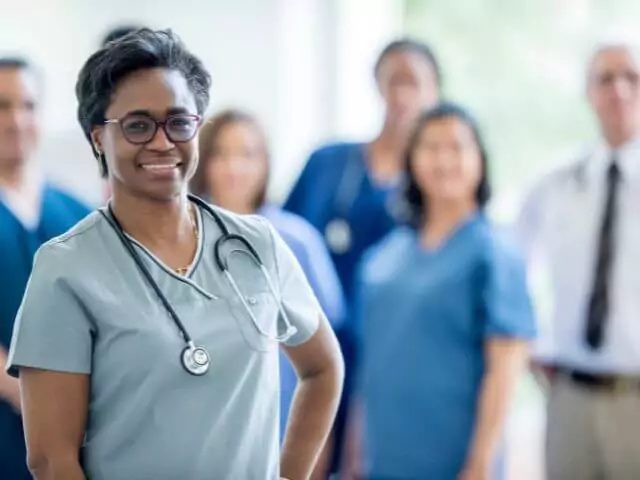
<box><xmin>104</xmin><ymin>113</ymin><xmax>202</xmax><ymax>145</ymax></box>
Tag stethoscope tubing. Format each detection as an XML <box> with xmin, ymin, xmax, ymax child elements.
<box><xmin>100</xmin><ymin>194</ymin><xmax>296</xmax><ymax>346</ymax></box>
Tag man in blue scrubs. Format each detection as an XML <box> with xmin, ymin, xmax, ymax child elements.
<box><xmin>0</xmin><ymin>57</ymin><xmax>90</xmax><ymax>479</ymax></box>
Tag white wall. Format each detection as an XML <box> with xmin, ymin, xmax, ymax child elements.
<box><xmin>271</xmin><ymin>0</ymin><xmax>336</xmax><ymax>200</ymax></box>
<box><xmin>334</xmin><ymin>0</ymin><xmax>405</xmax><ymax>139</ymax></box>
<box><xmin>271</xmin><ymin>0</ymin><xmax>405</xmax><ymax>199</ymax></box>
<box><xmin>0</xmin><ymin>0</ymin><xmax>404</xmax><ymax>205</ymax></box>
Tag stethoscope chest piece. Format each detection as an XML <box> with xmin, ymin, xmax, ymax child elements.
<box><xmin>325</xmin><ymin>218</ymin><xmax>352</xmax><ymax>254</ymax></box>
<box><xmin>102</xmin><ymin>195</ymin><xmax>299</xmax><ymax>377</ymax></box>
<box><xmin>181</xmin><ymin>342</ymin><xmax>211</xmax><ymax>376</ymax></box>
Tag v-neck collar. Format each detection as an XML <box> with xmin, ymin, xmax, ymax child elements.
<box><xmin>0</xmin><ymin>174</ymin><xmax>46</xmax><ymax>231</ymax></box>
<box><xmin>125</xmin><ymin>202</ymin><xmax>205</xmax><ymax>280</ymax></box>
<box><xmin>417</xmin><ymin>211</ymin><xmax>481</xmax><ymax>255</ymax></box>
<box><xmin>358</xmin><ymin>142</ymin><xmax>405</xmax><ymax>191</ymax></box>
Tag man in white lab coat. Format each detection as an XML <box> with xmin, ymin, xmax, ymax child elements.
<box><xmin>517</xmin><ymin>41</ymin><xmax>640</xmax><ymax>479</ymax></box>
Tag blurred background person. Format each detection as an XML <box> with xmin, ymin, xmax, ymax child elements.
<box><xmin>284</xmin><ymin>38</ymin><xmax>442</xmax><ymax>472</ymax></box>
<box><xmin>191</xmin><ymin>109</ymin><xmax>346</xmax><ymax>476</ymax></box>
<box><xmin>347</xmin><ymin>102</ymin><xmax>535</xmax><ymax>479</ymax></box>
<box><xmin>517</xmin><ymin>41</ymin><xmax>640</xmax><ymax>480</ymax></box>
<box><xmin>0</xmin><ymin>57</ymin><xmax>90</xmax><ymax>480</ymax></box>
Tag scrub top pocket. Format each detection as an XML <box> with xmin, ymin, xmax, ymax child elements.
<box><xmin>227</xmin><ymin>292</ymin><xmax>280</xmax><ymax>352</ymax></box>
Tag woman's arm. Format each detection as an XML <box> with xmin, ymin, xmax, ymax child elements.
<box><xmin>460</xmin><ymin>338</ymin><xmax>529</xmax><ymax>479</ymax></box>
<box><xmin>20</xmin><ymin>368</ymin><xmax>89</xmax><ymax>480</ymax></box>
<box><xmin>280</xmin><ymin>316</ymin><xmax>344</xmax><ymax>480</ymax></box>
<box><xmin>292</xmin><ymin>226</ymin><xmax>346</xmax><ymax>480</ymax></box>
<box><xmin>340</xmin><ymin>398</ymin><xmax>364</xmax><ymax>480</ymax></box>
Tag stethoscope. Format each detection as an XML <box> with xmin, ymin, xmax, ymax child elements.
<box><xmin>99</xmin><ymin>194</ymin><xmax>297</xmax><ymax>376</ymax></box>
<box><xmin>324</xmin><ymin>146</ymin><xmax>406</xmax><ymax>254</ymax></box>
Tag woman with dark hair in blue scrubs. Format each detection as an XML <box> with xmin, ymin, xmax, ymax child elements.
<box><xmin>285</xmin><ymin>39</ymin><xmax>442</xmax><ymax>471</ymax></box>
<box><xmin>348</xmin><ymin>102</ymin><xmax>536</xmax><ymax>479</ymax></box>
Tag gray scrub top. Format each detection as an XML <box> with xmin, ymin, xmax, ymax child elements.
<box><xmin>7</xmin><ymin>202</ymin><xmax>323</xmax><ymax>480</ymax></box>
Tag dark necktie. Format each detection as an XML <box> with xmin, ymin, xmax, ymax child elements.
<box><xmin>585</xmin><ymin>156</ymin><xmax>621</xmax><ymax>349</ymax></box>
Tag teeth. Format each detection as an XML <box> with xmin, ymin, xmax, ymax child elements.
<box><xmin>142</xmin><ymin>164</ymin><xmax>178</xmax><ymax>170</ymax></box>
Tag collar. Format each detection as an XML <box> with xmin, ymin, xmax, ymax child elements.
<box><xmin>584</xmin><ymin>138</ymin><xmax>640</xmax><ymax>182</ymax></box>
<box><xmin>0</xmin><ymin>161</ymin><xmax>44</xmax><ymax>198</ymax></box>
<box><xmin>257</xmin><ymin>203</ymin><xmax>274</xmax><ymax>216</ymax></box>
<box><xmin>0</xmin><ymin>163</ymin><xmax>45</xmax><ymax>230</ymax></box>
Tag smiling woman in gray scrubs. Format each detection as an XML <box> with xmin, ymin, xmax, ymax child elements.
<box><xmin>6</xmin><ymin>29</ymin><xmax>344</xmax><ymax>480</ymax></box>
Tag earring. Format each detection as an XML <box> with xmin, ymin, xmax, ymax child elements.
<box><xmin>94</xmin><ymin>145</ymin><xmax>107</xmax><ymax>177</ymax></box>
<box><xmin>99</xmin><ymin>153</ymin><xmax>108</xmax><ymax>177</ymax></box>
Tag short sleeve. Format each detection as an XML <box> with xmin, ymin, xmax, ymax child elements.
<box><xmin>481</xmin><ymin>233</ymin><xmax>537</xmax><ymax>340</ymax></box>
<box><xmin>265</xmin><ymin>222</ymin><xmax>324</xmax><ymax>347</ymax></box>
<box><xmin>6</xmin><ymin>243</ymin><xmax>94</xmax><ymax>378</ymax></box>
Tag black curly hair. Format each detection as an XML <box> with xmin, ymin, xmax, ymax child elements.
<box><xmin>75</xmin><ymin>28</ymin><xmax>211</xmax><ymax>176</ymax></box>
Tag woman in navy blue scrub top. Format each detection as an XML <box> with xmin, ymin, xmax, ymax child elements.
<box><xmin>285</xmin><ymin>38</ymin><xmax>441</xmax><ymax>302</ymax></box>
<box><xmin>190</xmin><ymin>109</ymin><xmax>346</xmax><ymax>476</ymax></box>
<box><xmin>285</xmin><ymin>39</ymin><xmax>442</xmax><ymax>471</ymax></box>
<box><xmin>348</xmin><ymin>102</ymin><xmax>536</xmax><ymax>480</ymax></box>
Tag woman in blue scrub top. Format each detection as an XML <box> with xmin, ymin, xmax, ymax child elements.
<box><xmin>190</xmin><ymin>109</ymin><xmax>345</xmax><ymax>474</ymax></box>
<box><xmin>348</xmin><ymin>102</ymin><xmax>536</xmax><ymax>480</ymax></box>
<box><xmin>285</xmin><ymin>38</ymin><xmax>443</xmax><ymax>471</ymax></box>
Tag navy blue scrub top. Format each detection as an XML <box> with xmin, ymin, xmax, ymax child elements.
<box><xmin>353</xmin><ymin>215</ymin><xmax>536</xmax><ymax>479</ymax></box>
<box><xmin>0</xmin><ymin>185</ymin><xmax>90</xmax><ymax>480</ymax></box>
<box><xmin>284</xmin><ymin>142</ymin><xmax>400</xmax><ymax>304</ymax></box>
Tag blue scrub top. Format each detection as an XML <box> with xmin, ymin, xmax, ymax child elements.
<box><xmin>259</xmin><ymin>205</ymin><xmax>345</xmax><ymax>439</ymax></box>
<box><xmin>284</xmin><ymin>142</ymin><xmax>399</xmax><ymax>304</ymax></box>
<box><xmin>354</xmin><ymin>214</ymin><xmax>536</xmax><ymax>479</ymax></box>
<box><xmin>0</xmin><ymin>185</ymin><xmax>90</xmax><ymax>480</ymax></box>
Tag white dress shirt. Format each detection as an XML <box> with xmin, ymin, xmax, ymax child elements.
<box><xmin>516</xmin><ymin>139</ymin><xmax>640</xmax><ymax>374</ymax></box>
